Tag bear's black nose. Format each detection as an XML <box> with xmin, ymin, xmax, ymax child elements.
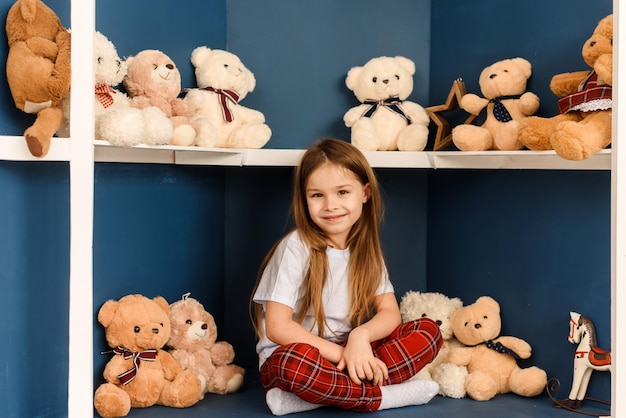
<box><xmin>474</xmin><ymin>323</ymin><xmax>481</xmax><ymax>329</ymax></box>
<box><xmin>202</xmin><ymin>323</ymin><xmax>208</xmax><ymax>330</ymax></box>
<box><xmin>152</xmin><ymin>328</ymin><xmax>159</xmax><ymax>334</ymax></box>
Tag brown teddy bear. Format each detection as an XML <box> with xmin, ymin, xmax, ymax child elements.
<box><xmin>167</xmin><ymin>293</ymin><xmax>245</xmax><ymax>394</ymax></box>
<box><xmin>446</xmin><ymin>296</ymin><xmax>547</xmax><ymax>401</ymax></box>
<box><xmin>94</xmin><ymin>294</ymin><xmax>205</xmax><ymax>418</ymax></box>
<box><xmin>5</xmin><ymin>0</ymin><xmax>71</xmax><ymax>157</ymax></box>
<box><xmin>518</xmin><ymin>15</ymin><xmax>612</xmax><ymax>161</ymax></box>
<box><xmin>452</xmin><ymin>58</ymin><xmax>540</xmax><ymax>151</ymax></box>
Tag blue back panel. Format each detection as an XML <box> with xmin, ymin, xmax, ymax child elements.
<box><xmin>0</xmin><ymin>162</ymin><xmax>70</xmax><ymax>418</ymax></box>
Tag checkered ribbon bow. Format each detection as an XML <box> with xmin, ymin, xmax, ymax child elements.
<box><xmin>488</xmin><ymin>95</ymin><xmax>520</xmax><ymax>123</ymax></box>
<box><xmin>102</xmin><ymin>346</ymin><xmax>158</xmax><ymax>385</ymax></box>
<box><xmin>362</xmin><ymin>96</ymin><xmax>411</xmax><ymax>124</ymax></box>
<box><xmin>94</xmin><ymin>83</ymin><xmax>116</xmax><ymax>108</ymax></box>
<box><xmin>203</xmin><ymin>87</ymin><xmax>240</xmax><ymax>122</ymax></box>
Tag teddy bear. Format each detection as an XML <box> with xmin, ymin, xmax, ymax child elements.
<box><xmin>518</xmin><ymin>15</ymin><xmax>612</xmax><ymax>161</ymax></box>
<box><xmin>343</xmin><ymin>55</ymin><xmax>430</xmax><ymax>151</ymax></box>
<box><xmin>183</xmin><ymin>46</ymin><xmax>272</xmax><ymax>149</ymax></box>
<box><xmin>59</xmin><ymin>32</ymin><xmax>174</xmax><ymax>147</ymax></box>
<box><xmin>451</xmin><ymin>58</ymin><xmax>540</xmax><ymax>151</ymax></box>
<box><xmin>123</xmin><ymin>49</ymin><xmax>199</xmax><ymax>146</ymax></box>
<box><xmin>399</xmin><ymin>291</ymin><xmax>468</xmax><ymax>398</ymax></box>
<box><xmin>94</xmin><ymin>294</ymin><xmax>205</xmax><ymax>418</ymax></box>
<box><xmin>167</xmin><ymin>293</ymin><xmax>245</xmax><ymax>395</ymax></box>
<box><xmin>5</xmin><ymin>0</ymin><xmax>71</xmax><ymax>157</ymax></box>
<box><xmin>446</xmin><ymin>296</ymin><xmax>548</xmax><ymax>401</ymax></box>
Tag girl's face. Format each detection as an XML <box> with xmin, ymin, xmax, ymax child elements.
<box><xmin>305</xmin><ymin>163</ymin><xmax>370</xmax><ymax>250</ymax></box>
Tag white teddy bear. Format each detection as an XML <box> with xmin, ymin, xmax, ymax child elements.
<box><xmin>400</xmin><ymin>291</ymin><xmax>468</xmax><ymax>398</ymax></box>
<box><xmin>343</xmin><ymin>56</ymin><xmax>430</xmax><ymax>151</ymax></box>
<box><xmin>183</xmin><ymin>47</ymin><xmax>271</xmax><ymax>149</ymax></box>
<box><xmin>61</xmin><ymin>31</ymin><xmax>173</xmax><ymax>146</ymax></box>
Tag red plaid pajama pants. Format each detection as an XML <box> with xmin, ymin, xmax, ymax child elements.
<box><xmin>259</xmin><ymin>318</ymin><xmax>442</xmax><ymax>412</ymax></box>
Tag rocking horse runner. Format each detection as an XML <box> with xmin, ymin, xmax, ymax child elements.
<box><xmin>550</xmin><ymin>311</ymin><xmax>611</xmax><ymax>414</ymax></box>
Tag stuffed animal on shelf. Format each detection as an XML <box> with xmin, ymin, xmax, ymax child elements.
<box><xmin>124</xmin><ymin>49</ymin><xmax>199</xmax><ymax>146</ymax></box>
<box><xmin>183</xmin><ymin>47</ymin><xmax>272</xmax><ymax>149</ymax></box>
<box><xmin>343</xmin><ymin>55</ymin><xmax>430</xmax><ymax>151</ymax></box>
<box><xmin>451</xmin><ymin>58</ymin><xmax>540</xmax><ymax>151</ymax></box>
<box><xmin>5</xmin><ymin>0</ymin><xmax>71</xmax><ymax>157</ymax></box>
<box><xmin>94</xmin><ymin>294</ymin><xmax>205</xmax><ymax>418</ymax></box>
<box><xmin>167</xmin><ymin>293</ymin><xmax>245</xmax><ymax>394</ymax></box>
<box><xmin>518</xmin><ymin>15</ymin><xmax>612</xmax><ymax>161</ymax></box>
<box><xmin>446</xmin><ymin>296</ymin><xmax>548</xmax><ymax>401</ymax></box>
<box><xmin>78</xmin><ymin>31</ymin><xmax>173</xmax><ymax>147</ymax></box>
<box><xmin>399</xmin><ymin>291</ymin><xmax>468</xmax><ymax>398</ymax></box>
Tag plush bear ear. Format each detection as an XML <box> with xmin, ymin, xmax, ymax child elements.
<box><xmin>511</xmin><ymin>57</ymin><xmax>532</xmax><ymax>79</ymax></box>
<box><xmin>476</xmin><ymin>296</ymin><xmax>500</xmax><ymax>313</ymax></box>
<box><xmin>19</xmin><ymin>0</ymin><xmax>38</xmax><ymax>23</ymax></box>
<box><xmin>191</xmin><ymin>46</ymin><xmax>212</xmax><ymax>68</ymax></box>
<box><xmin>345</xmin><ymin>66</ymin><xmax>363</xmax><ymax>91</ymax></box>
<box><xmin>450</xmin><ymin>297</ymin><xmax>463</xmax><ymax>311</ymax></box>
<box><xmin>98</xmin><ymin>299</ymin><xmax>120</xmax><ymax>328</ymax></box>
<box><xmin>395</xmin><ymin>56</ymin><xmax>416</xmax><ymax>76</ymax></box>
<box><xmin>153</xmin><ymin>296</ymin><xmax>170</xmax><ymax>314</ymax></box>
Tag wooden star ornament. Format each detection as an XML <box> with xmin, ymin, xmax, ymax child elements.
<box><xmin>425</xmin><ymin>78</ymin><xmax>477</xmax><ymax>150</ymax></box>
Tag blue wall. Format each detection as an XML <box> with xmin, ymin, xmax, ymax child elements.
<box><xmin>0</xmin><ymin>0</ymin><xmax>614</xmax><ymax>416</ymax></box>
<box><xmin>0</xmin><ymin>162</ymin><xmax>70</xmax><ymax>418</ymax></box>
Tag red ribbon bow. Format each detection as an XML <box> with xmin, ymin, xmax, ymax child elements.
<box><xmin>108</xmin><ymin>346</ymin><xmax>158</xmax><ymax>385</ymax></box>
<box><xmin>95</xmin><ymin>83</ymin><xmax>116</xmax><ymax>109</ymax></box>
<box><xmin>203</xmin><ymin>87</ymin><xmax>240</xmax><ymax>122</ymax></box>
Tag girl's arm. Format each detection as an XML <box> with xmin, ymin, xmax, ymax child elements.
<box><xmin>264</xmin><ymin>300</ymin><xmax>344</xmax><ymax>364</ymax></box>
<box><xmin>339</xmin><ymin>292</ymin><xmax>402</xmax><ymax>385</ymax></box>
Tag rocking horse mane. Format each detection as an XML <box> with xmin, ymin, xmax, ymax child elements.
<box><xmin>577</xmin><ymin>313</ymin><xmax>598</xmax><ymax>347</ymax></box>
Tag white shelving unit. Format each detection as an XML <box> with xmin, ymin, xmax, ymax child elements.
<box><xmin>0</xmin><ymin>1</ymin><xmax>622</xmax><ymax>417</ymax></box>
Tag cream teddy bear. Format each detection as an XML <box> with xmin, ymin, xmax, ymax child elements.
<box><xmin>400</xmin><ymin>291</ymin><xmax>468</xmax><ymax>398</ymax></box>
<box><xmin>183</xmin><ymin>47</ymin><xmax>272</xmax><ymax>149</ymax></box>
<box><xmin>344</xmin><ymin>56</ymin><xmax>430</xmax><ymax>151</ymax></box>
<box><xmin>124</xmin><ymin>49</ymin><xmax>199</xmax><ymax>146</ymax></box>
<box><xmin>452</xmin><ymin>57</ymin><xmax>540</xmax><ymax>151</ymax></box>
<box><xmin>446</xmin><ymin>296</ymin><xmax>548</xmax><ymax>401</ymax></box>
<box><xmin>167</xmin><ymin>294</ymin><xmax>245</xmax><ymax>395</ymax></box>
<box><xmin>59</xmin><ymin>32</ymin><xmax>173</xmax><ymax>146</ymax></box>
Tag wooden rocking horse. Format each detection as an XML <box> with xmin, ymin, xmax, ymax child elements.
<box><xmin>549</xmin><ymin>311</ymin><xmax>611</xmax><ymax>416</ymax></box>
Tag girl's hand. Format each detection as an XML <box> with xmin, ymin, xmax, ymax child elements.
<box><xmin>336</xmin><ymin>327</ymin><xmax>388</xmax><ymax>385</ymax></box>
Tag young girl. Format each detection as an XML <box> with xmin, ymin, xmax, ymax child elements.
<box><xmin>250</xmin><ymin>138</ymin><xmax>442</xmax><ymax>415</ymax></box>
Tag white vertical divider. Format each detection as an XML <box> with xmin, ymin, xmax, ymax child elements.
<box><xmin>613</xmin><ymin>1</ymin><xmax>624</xmax><ymax>417</ymax></box>
<box><xmin>67</xmin><ymin>0</ymin><xmax>95</xmax><ymax>416</ymax></box>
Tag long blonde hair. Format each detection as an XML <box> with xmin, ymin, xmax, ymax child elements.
<box><xmin>250</xmin><ymin>138</ymin><xmax>385</xmax><ymax>339</ymax></box>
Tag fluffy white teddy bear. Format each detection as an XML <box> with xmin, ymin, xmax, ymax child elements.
<box><xmin>344</xmin><ymin>56</ymin><xmax>430</xmax><ymax>151</ymax></box>
<box><xmin>400</xmin><ymin>291</ymin><xmax>468</xmax><ymax>398</ymax></box>
<box><xmin>183</xmin><ymin>47</ymin><xmax>271</xmax><ymax>149</ymax></box>
<box><xmin>61</xmin><ymin>32</ymin><xmax>173</xmax><ymax>146</ymax></box>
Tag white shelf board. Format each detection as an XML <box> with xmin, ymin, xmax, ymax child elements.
<box><xmin>0</xmin><ymin>137</ymin><xmax>613</xmax><ymax>170</ymax></box>
<box><xmin>431</xmin><ymin>149</ymin><xmax>612</xmax><ymax>170</ymax></box>
<box><xmin>0</xmin><ymin>136</ymin><xmax>71</xmax><ymax>162</ymax></box>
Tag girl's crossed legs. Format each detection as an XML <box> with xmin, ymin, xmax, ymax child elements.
<box><xmin>260</xmin><ymin>318</ymin><xmax>442</xmax><ymax>412</ymax></box>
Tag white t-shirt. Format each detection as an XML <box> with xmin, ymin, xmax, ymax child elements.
<box><xmin>253</xmin><ymin>230</ymin><xmax>394</xmax><ymax>368</ymax></box>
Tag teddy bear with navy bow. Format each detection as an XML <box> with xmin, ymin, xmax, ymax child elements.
<box><xmin>183</xmin><ymin>47</ymin><xmax>272</xmax><ymax>148</ymax></box>
<box><xmin>344</xmin><ymin>55</ymin><xmax>430</xmax><ymax>151</ymax></box>
<box><xmin>446</xmin><ymin>296</ymin><xmax>547</xmax><ymax>401</ymax></box>
<box><xmin>452</xmin><ymin>57</ymin><xmax>540</xmax><ymax>151</ymax></box>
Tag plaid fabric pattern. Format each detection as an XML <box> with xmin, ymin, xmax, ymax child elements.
<box><xmin>260</xmin><ymin>318</ymin><xmax>442</xmax><ymax>412</ymax></box>
<box><xmin>557</xmin><ymin>71</ymin><xmax>612</xmax><ymax>114</ymax></box>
